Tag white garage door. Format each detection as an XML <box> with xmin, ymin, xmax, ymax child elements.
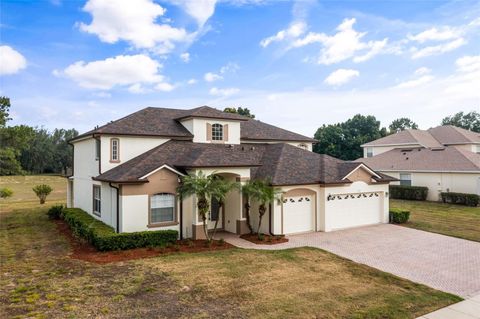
<box><xmin>283</xmin><ymin>195</ymin><xmax>314</xmax><ymax>234</ymax></box>
<box><xmin>327</xmin><ymin>193</ymin><xmax>382</xmax><ymax>230</ymax></box>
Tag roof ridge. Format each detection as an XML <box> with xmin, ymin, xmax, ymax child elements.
<box><xmin>451</xmin><ymin>146</ymin><xmax>480</xmax><ymax>169</ymax></box>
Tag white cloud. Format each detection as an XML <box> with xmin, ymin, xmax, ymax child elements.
<box><xmin>292</xmin><ymin>18</ymin><xmax>388</xmax><ymax>64</ymax></box>
<box><xmin>324</xmin><ymin>69</ymin><xmax>359</xmax><ymax>86</ymax></box>
<box><xmin>408</xmin><ymin>27</ymin><xmax>462</xmax><ymax>43</ymax></box>
<box><xmin>170</xmin><ymin>0</ymin><xmax>217</xmax><ymax>27</ymax></box>
<box><xmin>79</xmin><ymin>0</ymin><xmax>188</xmax><ymax>53</ymax></box>
<box><xmin>260</xmin><ymin>21</ymin><xmax>307</xmax><ymax>47</ymax></box>
<box><xmin>209</xmin><ymin>87</ymin><xmax>239</xmax><ymax>96</ymax></box>
<box><xmin>414</xmin><ymin>67</ymin><xmax>431</xmax><ymax>75</ymax></box>
<box><xmin>455</xmin><ymin>55</ymin><xmax>480</xmax><ymax>72</ymax></box>
<box><xmin>187</xmin><ymin>78</ymin><xmax>197</xmax><ymax>84</ymax></box>
<box><xmin>204</xmin><ymin>72</ymin><xmax>223</xmax><ymax>82</ymax></box>
<box><xmin>0</xmin><ymin>45</ymin><xmax>27</xmax><ymax>75</ymax></box>
<box><xmin>59</xmin><ymin>54</ymin><xmax>174</xmax><ymax>92</ymax></box>
<box><xmin>395</xmin><ymin>75</ymin><xmax>434</xmax><ymax>88</ymax></box>
<box><xmin>180</xmin><ymin>52</ymin><xmax>190</xmax><ymax>63</ymax></box>
<box><xmin>155</xmin><ymin>82</ymin><xmax>175</xmax><ymax>92</ymax></box>
<box><xmin>411</xmin><ymin>38</ymin><xmax>466</xmax><ymax>59</ymax></box>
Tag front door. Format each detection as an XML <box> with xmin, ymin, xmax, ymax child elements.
<box><xmin>208</xmin><ymin>196</ymin><xmax>223</xmax><ymax>229</ymax></box>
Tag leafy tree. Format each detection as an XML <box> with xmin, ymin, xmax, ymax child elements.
<box><xmin>0</xmin><ymin>187</ymin><xmax>13</xmax><ymax>199</ymax></box>
<box><xmin>32</xmin><ymin>184</ymin><xmax>53</xmax><ymax>204</ymax></box>
<box><xmin>441</xmin><ymin>111</ymin><xmax>480</xmax><ymax>132</ymax></box>
<box><xmin>314</xmin><ymin>114</ymin><xmax>386</xmax><ymax>160</ymax></box>
<box><xmin>0</xmin><ymin>96</ymin><xmax>11</xmax><ymax>127</ymax></box>
<box><xmin>389</xmin><ymin>118</ymin><xmax>418</xmax><ymax>133</ymax></box>
<box><xmin>0</xmin><ymin>148</ymin><xmax>23</xmax><ymax>175</ymax></box>
<box><xmin>223</xmin><ymin>107</ymin><xmax>255</xmax><ymax>119</ymax></box>
<box><xmin>177</xmin><ymin>171</ymin><xmax>238</xmax><ymax>241</ymax></box>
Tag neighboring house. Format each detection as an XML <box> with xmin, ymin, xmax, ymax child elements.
<box><xmin>67</xmin><ymin>106</ymin><xmax>394</xmax><ymax>239</ymax></box>
<box><xmin>358</xmin><ymin>125</ymin><xmax>480</xmax><ymax>201</ymax></box>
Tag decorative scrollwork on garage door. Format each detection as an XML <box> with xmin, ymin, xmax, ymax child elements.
<box><xmin>282</xmin><ymin>196</ymin><xmax>312</xmax><ymax>204</ymax></box>
<box><xmin>327</xmin><ymin>192</ymin><xmax>381</xmax><ymax>201</ymax></box>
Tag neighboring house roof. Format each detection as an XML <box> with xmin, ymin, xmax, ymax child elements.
<box><xmin>71</xmin><ymin>106</ymin><xmax>316</xmax><ymax>143</ymax></box>
<box><xmin>428</xmin><ymin>125</ymin><xmax>480</xmax><ymax>145</ymax></box>
<box><xmin>356</xmin><ymin>146</ymin><xmax>480</xmax><ymax>172</ymax></box>
<box><xmin>95</xmin><ymin>141</ymin><xmax>394</xmax><ymax>185</ymax></box>
<box><xmin>361</xmin><ymin>125</ymin><xmax>480</xmax><ymax>148</ymax></box>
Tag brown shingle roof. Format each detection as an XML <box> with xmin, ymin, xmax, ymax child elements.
<box><xmin>71</xmin><ymin>106</ymin><xmax>315</xmax><ymax>143</ymax></box>
<box><xmin>356</xmin><ymin>146</ymin><xmax>480</xmax><ymax>172</ymax></box>
<box><xmin>428</xmin><ymin>125</ymin><xmax>480</xmax><ymax>144</ymax></box>
<box><xmin>95</xmin><ymin>141</ymin><xmax>393</xmax><ymax>185</ymax></box>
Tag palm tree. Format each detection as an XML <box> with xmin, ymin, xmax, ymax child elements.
<box><xmin>177</xmin><ymin>171</ymin><xmax>237</xmax><ymax>242</ymax></box>
<box><xmin>240</xmin><ymin>180</ymin><xmax>257</xmax><ymax>234</ymax></box>
<box><xmin>242</xmin><ymin>179</ymin><xmax>280</xmax><ymax>237</ymax></box>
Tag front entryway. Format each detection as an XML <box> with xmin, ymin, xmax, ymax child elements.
<box><xmin>207</xmin><ymin>196</ymin><xmax>223</xmax><ymax>230</ymax></box>
<box><xmin>283</xmin><ymin>195</ymin><xmax>314</xmax><ymax>234</ymax></box>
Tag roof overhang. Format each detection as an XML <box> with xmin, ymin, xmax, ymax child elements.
<box><xmin>360</xmin><ymin>142</ymin><xmax>422</xmax><ymax>148</ymax></box>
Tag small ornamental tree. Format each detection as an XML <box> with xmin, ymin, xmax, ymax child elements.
<box><xmin>32</xmin><ymin>184</ymin><xmax>53</xmax><ymax>204</ymax></box>
<box><xmin>0</xmin><ymin>187</ymin><xmax>13</xmax><ymax>199</ymax></box>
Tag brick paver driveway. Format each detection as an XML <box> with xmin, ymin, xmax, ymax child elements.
<box><xmin>223</xmin><ymin>224</ymin><xmax>480</xmax><ymax>298</ymax></box>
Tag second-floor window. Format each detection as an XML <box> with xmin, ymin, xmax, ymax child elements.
<box><xmin>476</xmin><ymin>145</ymin><xmax>480</xmax><ymax>154</ymax></box>
<box><xmin>110</xmin><ymin>138</ymin><xmax>120</xmax><ymax>162</ymax></box>
<box><xmin>366</xmin><ymin>147</ymin><xmax>373</xmax><ymax>158</ymax></box>
<box><xmin>399</xmin><ymin>173</ymin><xmax>412</xmax><ymax>186</ymax></box>
<box><xmin>212</xmin><ymin>124</ymin><xmax>223</xmax><ymax>141</ymax></box>
<box><xmin>95</xmin><ymin>139</ymin><xmax>100</xmax><ymax>160</ymax></box>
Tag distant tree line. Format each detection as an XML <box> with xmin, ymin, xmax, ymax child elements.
<box><xmin>313</xmin><ymin>110</ymin><xmax>479</xmax><ymax>161</ymax></box>
<box><xmin>0</xmin><ymin>97</ymin><xmax>78</xmax><ymax>175</ymax></box>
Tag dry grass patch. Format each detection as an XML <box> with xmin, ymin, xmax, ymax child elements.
<box><xmin>391</xmin><ymin>199</ymin><xmax>480</xmax><ymax>242</ymax></box>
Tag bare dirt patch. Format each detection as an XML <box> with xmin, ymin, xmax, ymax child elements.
<box><xmin>240</xmin><ymin>233</ymin><xmax>289</xmax><ymax>245</ymax></box>
<box><xmin>55</xmin><ymin>219</ymin><xmax>234</xmax><ymax>264</ymax></box>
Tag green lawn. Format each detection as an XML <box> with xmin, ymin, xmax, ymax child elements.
<box><xmin>0</xmin><ymin>175</ymin><xmax>66</xmax><ymax>212</ymax></box>
<box><xmin>391</xmin><ymin>199</ymin><xmax>480</xmax><ymax>242</ymax></box>
<box><xmin>0</xmin><ymin>198</ymin><xmax>461</xmax><ymax>318</ymax></box>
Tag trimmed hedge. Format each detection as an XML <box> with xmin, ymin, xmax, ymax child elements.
<box><xmin>47</xmin><ymin>205</ymin><xmax>64</xmax><ymax>219</ymax></box>
<box><xmin>389</xmin><ymin>185</ymin><xmax>428</xmax><ymax>201</ymax></box>
<box><xmin>389</xmin><ymin>208</ymin><xmax>410</xmax><ymax>224</ymax></box>
<box><xmin>62</xmin><ymin>208</ymin><xmax>178</xmax><ymax>251</ymax></box>
<box><xmin>441</xmin><ymin>192</ymin><xmax>479</xmax><ymax>207</ymax></box>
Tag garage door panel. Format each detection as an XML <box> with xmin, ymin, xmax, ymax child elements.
<box><xmin>327</xmin><ymin>193</ymin><xmax>382</xmax><ymax>230</ymax></box>
<box><xmin>283</xmin><ymin>195</ymin><xmax>314</xmax><ymax>234</ymax></box>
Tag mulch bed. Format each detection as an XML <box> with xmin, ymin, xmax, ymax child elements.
<box><xmin>240</xmin><ymin>233</ymin><xmax>289</xmax><ymax>245</ymax></box>
<box><xmin>54</xmin><ymin>219</ymin><xmax>233</xmax><ymax>264</ymax></box>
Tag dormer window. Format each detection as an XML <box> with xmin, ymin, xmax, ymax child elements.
<box><xmin>212</xmin><ymin>124</ymin><xmax>223</xmax><ymax>141</ymax></box>
<box><xmin>110</xmin><ymin>138</ymin><xmax>120</xmax><ymax>162</ymax></box>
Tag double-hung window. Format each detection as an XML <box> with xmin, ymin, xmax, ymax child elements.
<box><xmin>366</xmin><ymin>147</ymin><xmax>373</xmax><ymax>158</ymax></box>
<box><xmin>399</xmin><ymin>173</ymin><xmax>412</xmax><ymax>186</ymax></box>
<box><xmin>93</xmin><ymin>185</ymin><xmax>101</xmax><ymax>216</ymax></box>
<box><xmin>150</xmin><ymin>194</ymin><xmax>176</xmax><ymax>224</ymax></box>
<box><xmin>212</xmin><ymin>124</ymin><xmax>223</xmax><ymax>141</ymax></box>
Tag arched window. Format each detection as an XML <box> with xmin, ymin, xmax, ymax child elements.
<box><xmin>212</xmin><ymin>123</ymin><xmax>223</xmax><ymax>141</ymax></box>
<box><xmin>150</xmin><ymin>193</ymin><xmax>176</xmax><ymax>224</ymax></box>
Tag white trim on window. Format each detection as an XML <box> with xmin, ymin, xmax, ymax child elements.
<box><xmin>150</xmin><ymin>193</ymin><xmax>176</xmax><ymax>224</ymax></box>
<box><xmin>399</xmin><ymin>173</ymin><xmax>412</xmax><ymax>186</ymax></box>
<box><xmin>93</xmin><ymin>185</ymin><xmax>101</xmax><ymax>216</ymax></box>
<box><xmin>212</xmin><ymin>123</ymin><xmax>223</xmax><ymax>141</ymax></box>
<box><xmin>110</xmin><ymin>138</ymin><xmax>120</xmax><ymax>162</ymax></box>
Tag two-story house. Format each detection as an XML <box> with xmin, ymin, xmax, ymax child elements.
<box><xmin>358</xmin><ymin>125</ymin><xmax>480</xmax><ymax>201</ymax></box>
<box><xmin>68</xmin><ymin>106</ymin><xmax>394</xmax><ymax>239</ymax></box>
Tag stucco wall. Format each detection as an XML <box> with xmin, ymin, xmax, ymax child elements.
<box><xmin>184</xmin><ymin>118</ymin><xmax>241</xmax><ymax>144</ymax></box>
<box><xmin>363</xmin><ymin>144</ymin><xmax>420</xmax><ymax>157</ymax></box>
<box><xmin>100</xmin><ymin>135</ymin><xmax>169</xmax><ymax>173</ymax></box>
<box><xmin>387</xmin><ymin>171</ymin><xmax>480</xmax><ymax>200</ymax></box>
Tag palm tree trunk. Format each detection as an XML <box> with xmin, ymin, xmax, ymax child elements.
<box><xmin>244</xmin><ymin>199</ymin><xmax>253</xmax><ymax>234</ymax></box>
<box><xmin>257</xmin><ymin>204</ymin><xmax>266</xmax><ymax>234</ymax></box>
<box><xmin>211</xmin><ymin>202</ymin><xmax>223</xmax><ymax>240</ymax></box>
<box><xmin>198</xmin><ymin>197</ymin><xmax>211</xmax><ymax>241</ymax></box>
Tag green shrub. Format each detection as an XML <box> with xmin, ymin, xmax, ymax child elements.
<box><xmin>257</xmin><ymin>233</ymin><xmax>264</xmax><ymax>241</ymax></box>
<box><xmin>62</xmin><ymin>208</ymin><xmax>178</xmax><ymax>251</ymax></box>
<box><xmin>389</xmin><ymin>208</ymin><xmax>410</xmax><ymax>224</ymax></box>
<box><xmin>47</xmin><ymin>205</ymin><xmax>64</xmax><ymax>220</ymax></box>
<box><xmin>441</xmin><ymin>192</ymin><xmax>479</xmax><ymax>207</ymax></box>
<box><xmin>389</xmin><ymin>185</ymin><xmax>428</xmax><ymax>201</ymax></box>
<box><xmin>0</xmin><ymin>187</ymin><xmax>13</xmax><ymax>199</ymax></box>
<box><xmin>32</xmin><ymin>184</ymin><xmax>53</xmax><ymax>204</ymax></box>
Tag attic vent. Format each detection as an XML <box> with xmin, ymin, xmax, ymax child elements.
<box><xmin>401</xmin><ymin>149</ymin><xmax>412</xmax><ymax>153</ymax></box>
<box><xmin>241</xmin><ymin>146</ymin><xmax>245</xmax><ymax>151</ymax></box>
<box><xmin>251</xmin><ymin>146</ymin><xmax>255</xmax><ymax>151</ymax></box>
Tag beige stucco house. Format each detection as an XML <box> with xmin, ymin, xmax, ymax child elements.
<box><xmin>358</xmin><ymin>125</ymin><xmax>480</xmax><ymax>201</ymax></box>
<box><xmin>68</xmin><ymin>106</ymin><xmax>394</xmax><ymax>239</ymax></box>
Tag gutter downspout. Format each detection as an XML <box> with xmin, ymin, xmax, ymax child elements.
<box><xmin>109</xmin><ymin>183</ymin><xmax>120</xmax><ymax>233</ymax></box>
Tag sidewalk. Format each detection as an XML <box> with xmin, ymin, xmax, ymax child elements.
<box><xmin>418</xmin><ymin>294</ymin><xmax>480</xmax><ymax>319</ymax></box>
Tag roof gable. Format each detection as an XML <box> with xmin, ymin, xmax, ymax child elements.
<box><xmin>175</xmin><ymin>106</ymin><xmax>249</xmax><ymax>121</ymax></box>
<box><xmin>428</xmin><ymin>125</ymin><xmax>480</xmax><ymax>144</ymax></box>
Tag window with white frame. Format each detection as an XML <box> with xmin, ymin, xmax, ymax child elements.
<box><xmin>212</xmin><ymin>123</ymin><xmax>223</xmax><ymax>141</ymax></box>
<box><xmin>399</xmin><ymin>173</ymin><xmax>412</xmax><ymax>186</ymax></box>
<box><xmin>110</xmin><ymin>138</ymin><xmax>119</xmax><ymax>162</ymax></box>
<box><xmin>476</xmin><ymin>145</ymin><xmax>480</xmax><ymax>154</ymax></box>
<box><xmin>366</xmin><ymin>147</ymin><xmax>373</xmax><ymax>158</ymax></box>
<box><xmin>95</xmin><ymin>139</ymin><xmax>100</xmax><ymax>160</ymax></box>
<box><xmin>150</xmin><ymin>193</ymin><xmax>175</xmax><ymax>224</ymax></box>
<box><xmin>93</xmin><ymin>185</ymin><xmax>101</xmax><ymax>216</ymax></box>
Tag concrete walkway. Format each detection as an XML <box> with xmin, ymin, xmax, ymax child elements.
<box><xmin>221</xmin><ymin>224</ymin><xmax>480</xmax><ymax>298</ymax></box>
<box><xmin>418</xmin><ymin>294</ymin><xmax>480</xmax><ymax>319</ymax></box>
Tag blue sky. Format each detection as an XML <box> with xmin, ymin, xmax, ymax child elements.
<box><xmin>1</xmin><ymin>0</ymin><xmax>479</xmax><ymax>136</ymax></box>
